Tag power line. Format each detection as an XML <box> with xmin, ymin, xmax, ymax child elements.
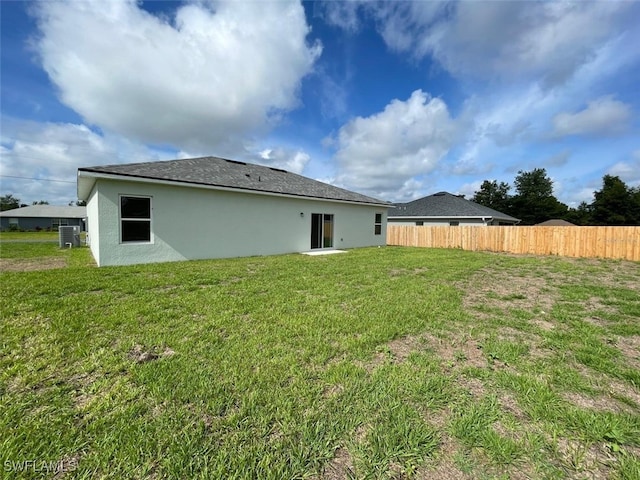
<box><xmin>0</xmin><ymin>175</ymin><xmax>76</xmax><ymax>184</ymax></box>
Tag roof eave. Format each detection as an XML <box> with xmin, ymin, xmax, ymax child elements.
<box><xmin>388</xmin><ymin>215</ymin><xmax>495</xmax><ymax>219</ymax></box>
<box><xmin>77</xmin><ymin>171</ymin><xmax>98</xmax><ymax>201</ymax></box>
<box><xmin>388</xmin><ymin>214</ymin><xmax>520</xmax><ymax>221</ymax></box>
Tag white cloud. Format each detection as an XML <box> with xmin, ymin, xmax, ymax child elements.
<box><xmin>457</xmin><ymin>181</ymin><xmax>483</xmax><ymax>200</ymax></box>
<box><xmin>608</xmin><ymin>150</ymin><xmax>640</xmax><ymax>187</ymax></box>
<box><xmin>0</xmin><ymin>116</ymin><xmax>316</xmax><ymax>206</ymax></box>
<box><xmin>317</xmin><ymin>1</ymin><xmax>361</xmax><ymax>32</ymax></box>
<box><xmin>559</xmin><ymin>179</ymin><xmax>600</xmax><ymax>207</ymax></box>
<box><xmin>255</xmin><ymin>147</ymin><xmax>310</xmax><ymax>174</ymax></box>
<box><xmin>0</xmin><ymin>119</ymin><xmax>171</xmax><ymax>205</ymax></box>
<box><xmin>552</xmin><ymin>96</ymin><xmax>632</xmax><ymax>137</ymax></box>
<box><xmin>359</xmin><ymin>1</ymin><xmax>637</xmax><ymax>86</ymax></box>
<box><xmin>333</xmin><ymin>89</ymin><xmax>456</xmax><ymax>199</ymax></box>
<box><xmin>33</xmin><ymin>0</ymin><xmax>321</xmax><ymax>151</ymax></box>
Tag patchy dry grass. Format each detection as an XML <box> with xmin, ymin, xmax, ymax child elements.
<box><xmin>0</xmin><ymin>257</ymin><xmax>69</xmax><ymax>271</ymax></box>
<box><xmin>1</xmin><ymin>244</ymin><xmax>638</xmax><ymax>479</ymax></box>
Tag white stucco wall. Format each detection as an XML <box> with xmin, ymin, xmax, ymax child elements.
<box><xmin>85</xmin><ymin>187</ymin><xmax>100</xmax><ymax>259</ymax></box>
<box><xmin>90</xmin><ymin>179</ymin><xmax>388</xmax><ymax>266</ymax></box>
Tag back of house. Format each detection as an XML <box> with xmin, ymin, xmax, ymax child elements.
<box><xmin>78</xmin><ymin>156</ymin><xmax>390</xmax><ymax>266</ymax></box>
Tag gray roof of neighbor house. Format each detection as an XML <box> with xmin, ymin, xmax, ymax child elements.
<box><xmin>389</xmin><ymin>192</ymin><xmax>520</xmax><ymax>222</ymax></box>
<box><xmin>78</xmin><ymin>156</ymin><xmax>390</xmax><ymax>206</ymax></box>
<box><xmin>536</xmin><ymin>219</ymin><xmax>576</xmax><ymax>226</ymax></box>
<box><xmin>0</xmin><ymin>205</ymin><xmax>86</xmax><ymax>218</ymax></box>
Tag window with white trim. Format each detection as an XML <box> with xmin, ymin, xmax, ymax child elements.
<box><xmin>120</xmin><ymin>196</ymin><xmax>152</xmax><ymax>243</ymax></box>
<box><xmin>374</xmin><ymin>213</ymin><xmax>383</xmax><ymax>235</ymax></box>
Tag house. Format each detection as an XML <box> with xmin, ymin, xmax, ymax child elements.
<box><xmin>0</xmin><ymin>205</ymin><xmax>86</xmax><ymax>231</ymax></box>
<box><xmin>77</xmin><ymin>156</ymin><xmax>390</xmax><ymax>266</ymax></box>
<box><xmin>388</xmin><ymin>192</ymin><xmax>520</xmax><ymax>226</ymax></box>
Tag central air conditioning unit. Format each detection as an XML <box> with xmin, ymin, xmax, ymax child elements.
<box><xmin>59</xmin><ymin>225</ymin><xmax>81</xmax><ymax>248</ymax></box>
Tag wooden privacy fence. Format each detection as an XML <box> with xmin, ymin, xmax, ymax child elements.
<box><xmin>387</xmin><ymin>225</ymin><xmax>640</xmax><ymax>261</ymax></box>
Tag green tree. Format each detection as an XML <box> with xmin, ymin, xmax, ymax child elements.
<box><xmin>1</xmin><ymin>194</ymin><xmax>21</xmax><ymax>211</ymax></box>
<box><xmin>632</xmin><ymin>186</ymin><xmax>640</xmax><ymax>221</ymax></box>
<box><xmin>591</xmin><ymin>175</ymin><xmax>638</xmax><ymax>225</ymax></box>
<box><xmin>472</xmin><ymin>180</ymin><xmax>512</xmax><ymax>214</ymax></box>
<box><xmin>564</xmin><ymin>202</ymin><xmax>592</xmax><ymax>225</ymax></box>
<box><xmin>32</xmin><ymin>200</ymin><xmax>50</xmax><ymax>205</ymax></box>
<box><xmin>511</xmin><ymin>168</ymin><xmax>567</xmax><ymax>225</ymax></box>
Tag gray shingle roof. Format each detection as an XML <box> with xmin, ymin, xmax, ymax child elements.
<box><xmin>536</xmin><ymin>219</ymin><xmax>575</xmax><ymax>226</ymax></box>
<box><xmin>389</xmin><ymin>192</ymin><xmax>519</xmax><ymax>222</ymax></box>
<box><xmin>78</xmin><ymin>156</ymin><xmax>389</xmax><ymax>206</ymax></box>
<box><xmin>0</xmin><ymin>205</ymin><xmax>86</xmax><ymax>218</ymax></box>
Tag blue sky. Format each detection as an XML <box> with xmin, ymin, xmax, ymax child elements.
<box><xmin>1</xmin><ymin>0</ymin><xmax>639</xmax><ymax>206</ymax></box>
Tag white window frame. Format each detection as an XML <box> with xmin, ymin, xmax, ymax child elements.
<box><xmin>119</xmin><ymin>195</ymin><xmax>153</xmax><ymax>244</ymax></box>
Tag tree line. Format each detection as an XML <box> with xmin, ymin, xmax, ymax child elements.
<box><xmin>472</xmin><ymin>168</ymin><xmax>640</xmax><ymax>226</ymax></box>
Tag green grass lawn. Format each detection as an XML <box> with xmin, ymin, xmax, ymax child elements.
<box><xmin>1</xmin><ymin>242</ymin><xmax>638</xmax><ymax>479</ymax></box>
<box><xmin>0</xmin><ymin>231</ymin><xmax>59</xmax><ymax>241</ymax></box>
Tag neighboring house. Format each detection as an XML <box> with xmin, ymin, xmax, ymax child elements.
<box><xmin>536</xmin><ymin>219</ymin><xmax>576</xmax><ymax>226</ymax></box>
<box><xmin>0</xmin><ymin>205</ymin><xmax>86</xmax><ymax>231</ymax></box>
<box><xmin>388</xmin><ymin>192</ymin><xmax>520</xmax><ymax>226</ymax></box>
<box><xmin>77</xmin><ymin>156</ymin><xmax>390</xmax><ymax>266</ymax></box>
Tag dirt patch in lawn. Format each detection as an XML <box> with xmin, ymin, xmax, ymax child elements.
<box><xmin>0</xmin><ymin>257</ymin><xmax>67</xmax><ymax>271</ymax></box>
<box><xmin>615</xmin><ymin>335</ymin><xmax>640</xmax><ymax>369</ymax></box>
<box><xmin>572</xmin><ymin>364</ymin><xmax>640</xmax><ymax>408</ymax></box>
<box><xmin>458</xmin><ymin>266</ymin><xmax>557</xmax><ymax>318</ymax></box>
<box><xmin>531</xmin><ymin>318</ymin><xmax>556</xmax><ymax>331</ymax></box>
<box><xmin>386</xmin><ymin>335</ymin><xmax>424</xmax><ymax>362</ymax></box>
<box><xmin>359</xmin><ymin>334</ymin><xmax>487</xmax><ymax>372</ymax></box>
<box><xmin>584</xmin><ymin>297</ymin><xmax>618</xmax><ymax>315</ymax></box>
<box><xmin>561</xmin><ymin>391</ymin><xmax>637</xmax><ymax>414</ymax></box>
<box><xmin>497</xmin><ymin>391</ymin><xmax>527</xmax><ymax>420</ymax></box>
<box><xmin>458</xmin><ymin>376</ymin><xmax>488</xmax><ymax>399</ymax></box>
<box><xmin>426</xmin><ymin>335</ymin><xmax>487</xmax><ymax>369</ymax></box>
<box><xmin>128</xmin><ymin>344</ymin><xmax>176</xmax><ymax>364</ymax></box>
<box><xmin>356</xmin><ymin>335</ymin><xmax>427</xmax><ymax>372</ymax></box>
<box><xmin>556</xmin><ymin>439</ymin><xmax>616</xmax><ymax>480</ymax></box>
<box><xmin>608</xmin><ymin>380</ymin><xmax>640</xmax><ymax>408</ymax></box>
<box><xmin>565</xmin><ymin>260</ymin><xmax>640</xmax><ymax>292</ymax></box>
<box><xmin>418</xmin><ymin>428</ymin><xmax>475</xmax><ymax>480</ymax></box>
<box><xmin>320</xmin><ymin>447</ymin><xmax>355</xmax><ymax>480</ymax></box>
<box><xmin>419</xmin><ymin>459</ymin><xmax>472</xmax><ymax>480</ymax></box>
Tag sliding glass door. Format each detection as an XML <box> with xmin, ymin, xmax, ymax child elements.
<box><xmin>311</xmin><ymin>213</ymin><xmax>334</xmax><ymax>249</ymax></box>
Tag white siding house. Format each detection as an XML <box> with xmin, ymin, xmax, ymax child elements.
<box><xmin>388</xmin><ymin>192</ymin><xmax>519</xmax><ymax>227</ymax></box>
<box><xmin>78</xmin><ymin>157</ymin><xmax>389</xmax><ymax>266</ymax></box>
